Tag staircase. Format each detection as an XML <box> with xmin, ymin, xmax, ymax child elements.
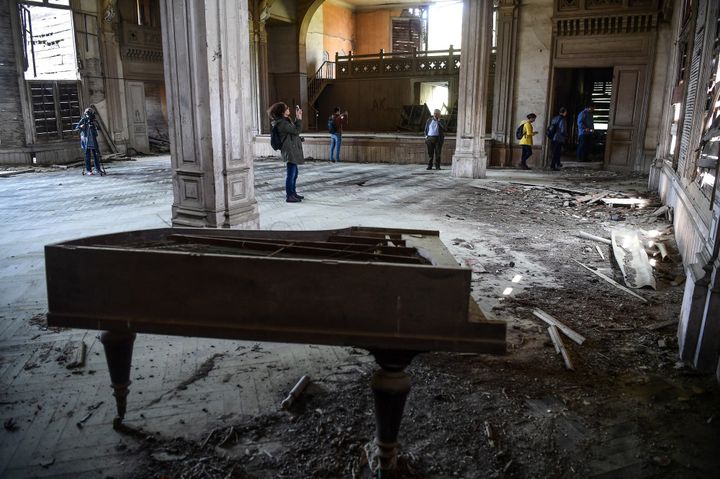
<box><xmin>307</xmin><ymin>61</ymin><xmax>335</xmax><ymax>130</ymax></box>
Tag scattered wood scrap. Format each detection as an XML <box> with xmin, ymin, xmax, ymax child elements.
<box><xmin>595</xmin><ymin>245</ymin><xmax>605</xmax><ymax>260</ymax></box>
<box><xmin>576</xmin><ymin>190</ymin><xmax>610</xmax><ymax>205</ymax></box>
<box><xmin>533</xmin><ymin>308</ymin><xmax>586</xmax><ymax>345</ymax></box>
<box><xmin>573</xmin><ymin>260</ymin><xmax>648</xmax><ymax>302</ymax></box>
<box><xmin>65</xmin><ymin>340</ymin><xmax>87</xmax><ymax>369</ymax></box>
<box><xmin>469</xmin><ymin>182</ymin><xmax>501</xmax><ymax>192</ymax></box>
<box><xmin>578</xmin><ymin>231</ymin><xmax>612</xmax><ymax>245</ymax></box>
<box><xmin>656</xmin><ymin>242</ymin><xmax>669</xmax><ymax>262</ymax></box>
<box><xmin>646</xmin><ymin>319</ymin><xmax>678</xmax><ymax>331</ymax></box>
<box><xmin>547</xmin><ymin>325</ymin><xmax>574</xmax><ymax>371</ymax></box>
<box><xmin>601</xmin><ymin>198</ymin><xmax>648</xmax><ymax>206</ymax></box>
<box><xmin>611</xmin><ymin>229</ymin><xmax>656</xmax><ymax>290</ymax></box>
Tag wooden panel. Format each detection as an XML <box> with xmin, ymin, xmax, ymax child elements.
<box><xmin>605</xmin><ymin>64</ymin><xmax>645</xmax><ymax>171</ymax></box>
<box><xmin>554</xmin><ymin>35</ymin><xmax>650</xmax><ymax>65</ymax></box>
<box><xmin>45</xmin><ymin>228</ymin><xmax>506</xmax><ymax>354</ymax></box>
<box><xmin>125</xmin><ymin>81</ymin><xmax>149</xmax><ymax>153</ymax></box>
<box><xmin>614</xmin><ymin>69</ymin><xmax>640</xmax><ymax>126</ymax></box>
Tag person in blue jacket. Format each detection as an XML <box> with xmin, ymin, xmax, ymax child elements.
<box><xmin>576</xmin><ymin>103</ymin><xmax>595</xmax><ymax>162</ymax></box>
<box><xmin>548</xmin><ymin>107</ymin><xmax>568</xmax><ymax>170</ymax></box>
<box><xmin>75</xmin><ymin>107</ymin><xmax>103</xmax><ymax>175</ymax></box>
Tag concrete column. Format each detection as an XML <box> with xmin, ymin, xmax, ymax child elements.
<box><xmin>160</xmin><ymin>0</ymin><xmax>259</xmax><ymax>228</ymax></box>
<box><xmin>256</xmin><ymin>19</ymin><xmax>271</xmax><ymax>134</ymax></box>
<box><xmin>452</xmin><ymin>0</ymin><xmax>493</xmax><ymax>179</ymax></box>
<box><xmin>491</xmin><ymin>0</ymin><xmax>519</xmax><ymax>167</ymax></box>
<box><xmin>100</xmin><ymin>16</ymin><xmax>129</xmax><ymax>152</ymax></box>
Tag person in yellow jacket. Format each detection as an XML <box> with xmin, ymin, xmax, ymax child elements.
<box><xmin>519</xmin><ymin>113</ymin><xmax>538</xmax><ymax>170</ymax></box>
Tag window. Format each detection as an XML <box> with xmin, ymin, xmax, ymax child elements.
<box><xmin>392</xmin><ymin>8</ymin><xmax>427</xmax><ymax>53</ymax></box>
<box><xmin>29</xmin><ymin>80</ymin><xmax>81</xmax><ymax>141</ymax></box>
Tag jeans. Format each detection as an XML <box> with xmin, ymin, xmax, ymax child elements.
<box><xmin>577</xmin><ymin>134</ymin><xmax>591</xmax><ymax>161</ymax></box>
<box><xmin>330</xmin><ymin>133</ymin><xmax>342</xmax><ymax>162</ymax></box>
<box><xmin>521</xmin><ymin>145</ymin><xmax>533</xmax><ymax>165</ymax></box>
<box><xmin>84</xmin><ymin>148</ymin><xmax>101</xmax><ymax>172</ymax></box>
<box><xmin>551</xmin><ymin>141</ymin><xmax>562</xmax><ymax>168</ymax></box>
<box><xmin>286</xmin><ymin>162</ymin><xmax>298</xmax><ymax>197</ymax></box>
<box><xmin>425</xmin><ymin>136</ymin><xmax>443</xmax><ymax>168</ymax></box>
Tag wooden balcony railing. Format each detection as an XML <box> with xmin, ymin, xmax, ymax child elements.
<box><xmin>335</xmin><ymin>46</ymin><xmax>461</xmax><ymax>79</ymax></box>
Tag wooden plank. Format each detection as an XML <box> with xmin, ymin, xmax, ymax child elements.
<box><xmin>578</xmin><ymin>231</ymin><xmax>612</xmax><ymax>245</ymax></box>
<box><xmin>573</xmin><ymin>260</ymin><xmax>648</xmax><ymax>303</ymax></box>
<box><xmin>548</xmin><ymin>325</ymin><xmax>574</xmax><ymax>371</ymax></box>
<box><xmin>595</xmin><ymin>245</ymin><xmax>605</xmax><ymax>260</ymax></box>
<box><xmin>533</xmin><ymin>308</ymin><xmax>586</xmax><ymax>345</ymax></box>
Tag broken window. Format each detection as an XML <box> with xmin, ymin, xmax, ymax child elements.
<box><xmin>693</xmin><ymin>11</ymin><xmax>720</xmax><ymax>202</ymax></box>
<box><xmin>392</xmin><ymin>8</ymin><xmax>427</xmax><ymax>53</ymax></box>
<box><xmin>29</xmin><ymin>80</ymin><xmax>82</xmax><ymax>141</ymax></box>
<box><xmin>18</xmin><ymin>0</ymin><xmax>81</xmax><ymax>142</ymax></box>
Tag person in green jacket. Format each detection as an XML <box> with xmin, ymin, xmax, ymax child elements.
<box><xmin>519</xmin><ymin>113</ymin><xmax>538</xmax><ymax>170</ymax></box>
<box><xmin>268</xmin><ymin>102</ymin><xmax>305</xmax><ymax>203</ymax></box>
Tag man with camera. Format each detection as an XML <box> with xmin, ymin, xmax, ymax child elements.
<box><xmin>329</xmin><ymin>107</ymin><xmax>348</xmax><ymax>163</ymax></box>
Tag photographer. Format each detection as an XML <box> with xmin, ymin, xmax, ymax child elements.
<box><xmin>268</xmin><ymin>102</ymin><xmax>306</xmax><ymax>203</ymax></box>
<box><xmin>328</xmin><ymin>107</ymin><xmax>348</xmax><ymax>163</ymax></box>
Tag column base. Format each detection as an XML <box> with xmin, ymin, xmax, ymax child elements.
<box><xmin>451</xmin><ymin>152</ymin><xmax>487</xmax><ymax>179</ymax></box>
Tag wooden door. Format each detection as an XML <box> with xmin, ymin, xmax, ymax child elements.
<box><xmin>605</xmin><ymin>65</ymin><xmax>646</xmax><ymax>171</ymax></box>
<box><xmin>125</xmin><ymin>81</ymin><xmax>149</xmax><ymax>153</ymax></box>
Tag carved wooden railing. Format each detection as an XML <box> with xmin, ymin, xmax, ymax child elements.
<box><xmin>555</xmin><ymin>12</ymin><xmax>658</xmax><ymax>35</ymax></box>
<box><xmin>335</xmin><ymin>46</ymin><xmax>461</xmax><ymax>79</ymax></box>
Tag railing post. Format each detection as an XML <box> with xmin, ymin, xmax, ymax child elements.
<box><xmin>348</xmin><ymin>50</ymin><xmax>353</xmax><ymax>77</ymax></box>
<box><xmin>335</xmin><ymin>51</ymin><xmax>339</xmax><ymax>78</ymax></box>
<box><xmin>448</xmin><ymin>44</ymin><xmax>454</xmax><ymax>74</ymax></box>
<box><xmin>412</xmin><ymin>46</ymin><xmax>417</xmax><ymax>74</ymax></box>
<box><xmin>380</xmin><ymin>48</ymin><xmax>385</xmax><ymax>76</ymax></box>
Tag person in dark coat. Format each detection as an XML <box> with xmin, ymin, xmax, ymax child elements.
<box><xmin>548</xmin><ymin>107</ymin><xmax>568</xmax><ymax>170</ymax></box>
<box><xmin>268</xmin><ymin>102</ymin><xmax>305</xmax><ymax>203</ymax></box>
<box><xmin>75</xmin><ymin>107</ymin><xmax>103</xmax><ymax>175</ymax></box>
<box><xmin>424</xmin><ymin>108</ymin><xmax>447</xmax><ymax>170</ymax></box>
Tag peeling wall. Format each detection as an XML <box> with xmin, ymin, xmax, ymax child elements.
<box><xmin>355</xmin><ymin>10</ymin><xmax>400</xmax><ymax>55</ymax></box>
<box><xmin>513</xmin><ymin>0</ymin><xmax>553</xmax><ymax>136</ymax></box>
<box><xmin>322</xmin><ymin>2</ymin><xmax>353</xmax><ymax>58</ymax></box>
<box><xmin>0</xmin><ymin>1</ymin><xmax>26</xmax><ymax>152</ymax></box>
<box><xmin>306</xmin><ymin>2</ymin><xmax>324</xmax><ymax>75</ymax></box>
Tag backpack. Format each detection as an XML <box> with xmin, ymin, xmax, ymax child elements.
<box><xmin>270</xmin><ymin>123</ymin><xmax>284</xmax><ymax>151</ymax></box>
<box><xmin>328</xmin><ymin>115</ymin><xmax>337</xmax><ymax>134</ymax></box>
<box><xmin>546</xmin><ymin>117</ymin><xmax>558</xmax><ymax>139</ymax></box>
<box><xmin>515</xmin><ymin>123</ymin><xmax>525</xmax><ymax>140</ymax></box>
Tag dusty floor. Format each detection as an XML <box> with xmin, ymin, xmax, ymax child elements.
<box><xmin>1</xmin><ymin>156</ymin><xmax>718</xmax><ymax>478</ymax></box>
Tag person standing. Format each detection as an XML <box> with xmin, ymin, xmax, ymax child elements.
<box><xmin>329</xmin><ymin>107</ymin><xmax>347</xmax><ymax>163</ymax></box>
<box><xmin>424</xmin><ymin>109</ymin><xmax>447</xmax><ymax>170</ymax></box>
<box><xmin>576</xmin><ymin>102</ymin><xmax>595</xmax><ymax>162</ymax></box>
<box><xmin>548</xmin><ymin>107</ymin><xmax>568</xmax><ymax>171</ymax></box>
<box><xmin>268</xmin><ymin>102</ymin><xmax>305</xmax><ymax>203</ymax></box>
<box><xmin>75</xmin><ymin>107</ymin><xmax>103</xmax><ymax>175</ymax></box>
<box><xmin>519</xmin><ymin>113</ymin><xmax>538</xmax><ymax>170</ymax></box>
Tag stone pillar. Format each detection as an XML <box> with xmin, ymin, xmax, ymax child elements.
<box><xmin>100</xmin><ymin>2</ymin><xmax>129</xmax><ymax>153</ymax></box>
<box><xmin>491</xmin><ymin>0</ymin><xmax>519</xmax><ymax>167</ymax></box>
<box><xmin>256</xmin><ymin>18</ymin><xmax>271</xmax><ymax>134</ymax></box>
<box><xmin>160</xmin><ymin>0</ymin><xmax>259</xmax><ymax>228</ymax></box>
<box><xmin>451</xmin><ymin>0</ymin><xmax>493</xmax><ymax>179</ymax></box>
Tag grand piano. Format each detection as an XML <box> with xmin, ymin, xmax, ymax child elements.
<box><xmin>45</xmin><ymin>226</ymin><xmax>505</xmax><ymax>474</ymax></box>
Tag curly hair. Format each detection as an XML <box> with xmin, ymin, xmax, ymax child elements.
<box><xmin>267</xmin><ymin>102</ymin><xmax>287</xmax><ymax>120</ymax></box>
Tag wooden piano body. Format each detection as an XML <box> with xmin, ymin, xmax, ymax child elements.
<box><xmin>45</xmin><ymin>226</ymin><xmax>505</xmax><ymax>473</ymax></box>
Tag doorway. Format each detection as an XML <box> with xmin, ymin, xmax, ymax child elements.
<box><xmin>551</xmin><ymin>68</ymin><xmax>613</xmax><ymax>165</ymax></box>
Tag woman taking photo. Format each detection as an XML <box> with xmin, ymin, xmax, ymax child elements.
<box><xmin>268</xmin><ymin>102</ymin><xmax>305</xmax><ymax>203</ymax></box>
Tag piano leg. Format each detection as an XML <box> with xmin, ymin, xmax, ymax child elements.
<box><xmin>368</xmin><ymin>349</ymin><xmax>418</xmax><ymax>475</ymax></box>
<box><xmin>100</xmin><ymin>331</ymin><xmax>136</xmax><ymax>429</ymax></box>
